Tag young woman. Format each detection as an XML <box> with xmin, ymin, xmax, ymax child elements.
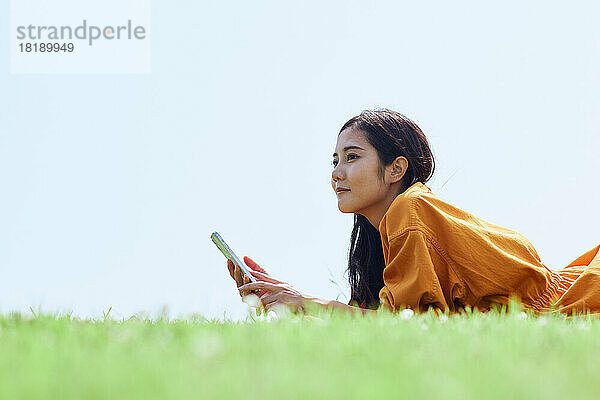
<box><xmin>230</xmin><ymin>109</ymin><xmax>600</xmax><ymax>317</ymax></box>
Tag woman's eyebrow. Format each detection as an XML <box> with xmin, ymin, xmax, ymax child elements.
<box><xmin>332</xmin><ymin>146</ymin><xmax>365</xmax><ymax>157</ymax></box>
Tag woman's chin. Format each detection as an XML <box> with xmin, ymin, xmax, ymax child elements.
<box><xmin>337</xmin><ymin>202</ymin><xmax>355</xmax><ymax>213</ymax></box>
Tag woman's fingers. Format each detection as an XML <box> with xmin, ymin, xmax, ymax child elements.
<box><xmin>227</xmin><ymin>259</ymin><xmax>273</xmax><ymax>299</ymax></box>
<box><xmin>240</xmin><ymin>273</ymin><xmax>272</xmax><ymax>297</ymax></box>
<box><xmin>244</xmin><ymin>256</ymin><xmax>268</xmax><ymax>274</ymax></box>
<box><xmin>228</xmin><ymin>260</ymin><xmax>249</xmax><ymax>286</ymax></box>
<box><xmin>228</xmin><ymin>259</ymin><xmax>259</xmax><ymax>286</ymax></box>
<box><xmin>227</xmin><ymin>259</ymin><xmax>235</xmax><ymax>279</ymax></box>
<box><xmin>260</xmin><ymin>291</ymin><xmax>281</xmax><ymax>306</ymax></box>
<box><xmin>234</xmin><ymin>265</ymin><xmax>244</xmax><ymax>287</ymax></box>
<box><xmin>243</xmin><ymin>256</ymin><xmax>289</xmax><ymax>285</ymax></box>
<box><xmin>228</xmin><ymin>260</ymin><xmax>247</xmax><ymax>286</ymax></box>
<box><xmin>249</xmin><ymin>270</ymin><xmax>286</xmax><ymax>285</ymax></box>
<box><xmin>242</xmin><ymin>275</ymin><xmax>270</xmax><ymax>297</ymax></box>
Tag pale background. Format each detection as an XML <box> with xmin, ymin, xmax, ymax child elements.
<box><xmin>1</xmin><ymin>1</ymin><xmax>599</xmax><ymax>322</ymax></box>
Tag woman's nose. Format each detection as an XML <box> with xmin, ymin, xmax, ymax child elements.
<box><xmin>332</xmin><ymin>167</ymin><xmax>343</xmax><ymax>182</ymax></box>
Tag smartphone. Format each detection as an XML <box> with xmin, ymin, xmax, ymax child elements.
<box><xmin>211</xmin><ymin>232</ymin><xmax>259</xmax><ymax>291</ymax></box>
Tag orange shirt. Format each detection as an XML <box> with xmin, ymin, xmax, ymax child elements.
<box><xmin>377</xmin><ymin>182</ymin><xmax>600</xmax><ymax>316</ymax></box>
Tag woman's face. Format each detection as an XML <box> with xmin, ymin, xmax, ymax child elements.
<box><xmin>331</xmin><ymin>127</ymin><xmax>390</xmax><ymax>214</ymax></box>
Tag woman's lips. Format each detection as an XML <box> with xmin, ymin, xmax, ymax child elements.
<box><xmin>336</xmin><ymin>190</ymin><xmax>350</xmax><ymax>196</ymax></box>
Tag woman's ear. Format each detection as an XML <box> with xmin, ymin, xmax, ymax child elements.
<box><xmin>389</xmin><ymin>156</ymin><xmax>408</xmax><ymax>184</ymax></box>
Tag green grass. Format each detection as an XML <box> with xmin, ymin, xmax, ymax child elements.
<box><xmin>1</xmin><ymin>303</ymin><xmax>600</xmax><ymax>400</ymax></box>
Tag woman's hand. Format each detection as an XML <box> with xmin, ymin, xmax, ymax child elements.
<box><xmin>238</xmin><ymin>280</ymin><xmax>312</xmax><ymax>315</ymax></box>
<box><xmin>227</xmin><ymin>256</ymin><xmax>284</xmax><ymax>299</ymax></box>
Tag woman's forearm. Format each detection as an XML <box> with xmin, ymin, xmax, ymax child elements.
<box><xmin>305</xmin><ymin>297</ymin><xmax>377</xmax><ymax>316</ymax></box>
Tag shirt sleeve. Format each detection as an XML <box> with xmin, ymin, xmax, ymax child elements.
<box><xmin>378</xmin><ymin>229</ymin><xmax>449</xmax><ymax>313</ymax></box>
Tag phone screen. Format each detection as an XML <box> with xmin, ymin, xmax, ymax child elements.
<box><xmin>211</xmin><ymin>232</ymin><xmax>257</xmax><ymax>284</ymax></box>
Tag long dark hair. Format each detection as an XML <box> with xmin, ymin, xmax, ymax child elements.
<box><xmin>340</xmin><ymin>109</ymin><xmax>436</xmax><ymax>310</ymax></box>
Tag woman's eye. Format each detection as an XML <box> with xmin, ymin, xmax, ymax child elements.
<box><xmin>332</xmin><ymin>154</ymin><xmax>358</xmax><ymax>167</ymax></box>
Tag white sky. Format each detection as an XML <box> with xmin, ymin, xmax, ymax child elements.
<box><xmin>1</xmin><ymin>1</ymin><xmax>599</xmax><ymax>322</ymax></box>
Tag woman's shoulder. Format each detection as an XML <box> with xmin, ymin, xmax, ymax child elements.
<box><xmin>379</xmin><ymin>181</ymin><xmax>435</xmax><ymax>240</ymax></box>
<box><xmin>380</xmin><ymin>182</ymin><xmax>483</xmax><ymax>240</ymax></box>
<box><xmin>380</xmin><ymin>182</ymin><xmax>531</xmax><ymax>250</ymax></box>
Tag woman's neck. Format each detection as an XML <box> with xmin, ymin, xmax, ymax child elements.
<box><xmin>360</xmin><ymin>189</ymin><xmax>404</xmax><ymax>232</ymax></box>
